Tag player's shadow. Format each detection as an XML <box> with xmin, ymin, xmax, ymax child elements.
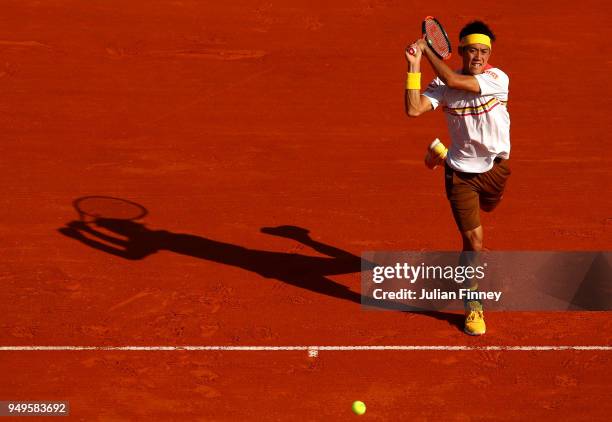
<box><xmin>58</xmin><ymin>219</ymin><xmax>464</xmax><ymax>331</ymax></box>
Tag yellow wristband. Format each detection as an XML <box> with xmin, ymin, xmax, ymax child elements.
<box><xmin>406</xmin><ymin>72</ymin><xmax>421</xmax><ymax>90</ymax></box>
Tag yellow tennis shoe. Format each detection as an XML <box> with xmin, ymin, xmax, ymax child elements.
<box><xmin>424</xmin><ymin>138</ymin><xmax>448</xmax><ymax>169</ymax></box>
<box><xmin>464</xmin><ymin>301</ymin><xmax>486</xmax><ymax>336</ymax></box>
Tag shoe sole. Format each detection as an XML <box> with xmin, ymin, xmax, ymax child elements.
<box><xmin>464</xmin><ymin>327</ymin><xmax>486</xmax><ymax>336</ymax></box>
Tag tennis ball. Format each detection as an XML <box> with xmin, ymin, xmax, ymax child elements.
<box><xmin>352</xmin><ymin>401</ymin><xmax>366</xmax><ymax>415</ymax></box>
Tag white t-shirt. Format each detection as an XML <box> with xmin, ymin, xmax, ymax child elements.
<box><xmin>423</xmin><ymin>66</ymin><xmax>510</xmax><ymax>173</ymax></box>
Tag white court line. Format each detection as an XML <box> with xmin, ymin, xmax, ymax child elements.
<box><xmin>0</xmin><ymin>345</ymin><xmax>611</xmax><ymax>351</ymax></box>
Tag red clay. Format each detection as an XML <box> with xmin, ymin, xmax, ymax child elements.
<box><xmin>1</xmin><ymin>0</ymin><xmax>611</xmax><ymax>420</ymax></box>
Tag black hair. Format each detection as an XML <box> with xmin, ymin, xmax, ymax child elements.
<box><xmin>459</xmin><ymin>21</ymin><xmax>496</xmax><ymax>43</ymax></box>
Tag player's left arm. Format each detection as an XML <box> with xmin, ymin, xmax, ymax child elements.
<box><xmin>417</xmin><ymin>39</ymin><xmax>480</xmax><ymax>93</ymax></box>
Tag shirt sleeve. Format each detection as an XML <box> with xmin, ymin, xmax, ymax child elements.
<box><xmin>422</xmin><ymin>77</ymin><xmax>446</xmax><ymax>110</ymax></box>
<box><xmin>474</xmin><ymin>68</ymin><xmax>509</xmax><ymax>97</ymax></box>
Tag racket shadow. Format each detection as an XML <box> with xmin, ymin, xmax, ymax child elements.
<box><xmin>58</xmin><ymin>218</ymin><xmax>464</xmax><ymax>332</ymax></box>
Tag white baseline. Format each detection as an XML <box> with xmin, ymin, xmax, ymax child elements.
<box><xmin>0</xmin><ymin>345</ymin><xmax>611</xmax><ymax>351</ymax></box>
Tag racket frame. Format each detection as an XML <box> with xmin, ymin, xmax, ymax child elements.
<box><xmin>422</xmin><ymin>16</ymin><xmax>452</xmax><ymax>60</ymax></box>
<box><xmin>407</xmin><ymin>16</ymin><xmax>452</xmax><ymax>61</ymax></box>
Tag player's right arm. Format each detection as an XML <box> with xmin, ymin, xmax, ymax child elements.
<box><xmin>404</xmin><ymin>42</ymin><xmax>433</xmax><ymax>117</ymax></box>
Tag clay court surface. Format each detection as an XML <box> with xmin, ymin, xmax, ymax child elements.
<box><xmin>1</xmin><ymin>0</ymin><xmax>611</xmax><ymax>420</ymax></box>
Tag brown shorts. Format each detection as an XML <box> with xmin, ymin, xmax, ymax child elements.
<box><xmin>445</xmin><ymin>158</ymin><xmax>511</xmax><ymax>232</ymax></box>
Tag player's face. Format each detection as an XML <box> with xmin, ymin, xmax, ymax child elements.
<box><xmin>461</xmin><ymin>44</ymin><xmax>491</xmax><ymax>75</ymax></box>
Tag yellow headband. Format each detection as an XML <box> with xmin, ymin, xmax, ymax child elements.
<box><xmin>460</xmin><ymin>33</ymin><xmax>492</xmax><ymax>49</ymax></box>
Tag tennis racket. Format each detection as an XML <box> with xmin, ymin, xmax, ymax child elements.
<box><xmin>407</xmin><ymin>16</ymin><xmax>452</xmax><ymax>60</ymax></box>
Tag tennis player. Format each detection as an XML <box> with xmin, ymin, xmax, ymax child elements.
<box><xmin>404</xmin><ymin>21</ymin><xmax>511</xmax><ymax>335</ymax></box>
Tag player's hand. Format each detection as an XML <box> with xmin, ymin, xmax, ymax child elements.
<box><xmin>405</xmin><ymin>41</ymin><xmax>422</xmax><ymax>64</ymax></box>
<box><xmin>416</xmin><ymin>39</ymin><xmax>428</xmax><ymax>53</ymax></box>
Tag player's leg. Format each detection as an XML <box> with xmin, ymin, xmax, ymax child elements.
<box><xmin>459</xmin><ymin>227</ymin><xmax>486</xmax><ymax>335</ymax></box>
<box><xmin>445</xmin><ymin>164</ymin><xmax>486</xmax><ymax>335</ymax></box>
<box><xmin>460</xmin><ymin>159</ymin><xmax>510</xmax><ymax>335</ymax></box>
<box><xmin>461</xmin><ymin>225</ymin><xmax>483</xmax><ymax>251</ymax></box>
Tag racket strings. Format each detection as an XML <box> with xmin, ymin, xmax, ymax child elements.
<box><xmin>425</xmin><ymin>19</ymin><xmax>451</xmax><ymax>58</ymax></box>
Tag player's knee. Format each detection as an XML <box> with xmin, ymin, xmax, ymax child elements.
<box><xmin>462</xmin><ymin>231</ymin><xmax>483</xmax><ymax>251</ymax></box>
<box><xmin>467</xmin><ymin>238</ymin><xmax>483</xmax><ymax>251</ymax></box>
<box><xmin>480</xmin><ymin>202</ymin><xmax>498</xmax><ymax>212</ymax></box>
<box><xmin>480</xmin><ymin>196</ymin><xmax>503</xmax><ymax>212</ymax></box>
